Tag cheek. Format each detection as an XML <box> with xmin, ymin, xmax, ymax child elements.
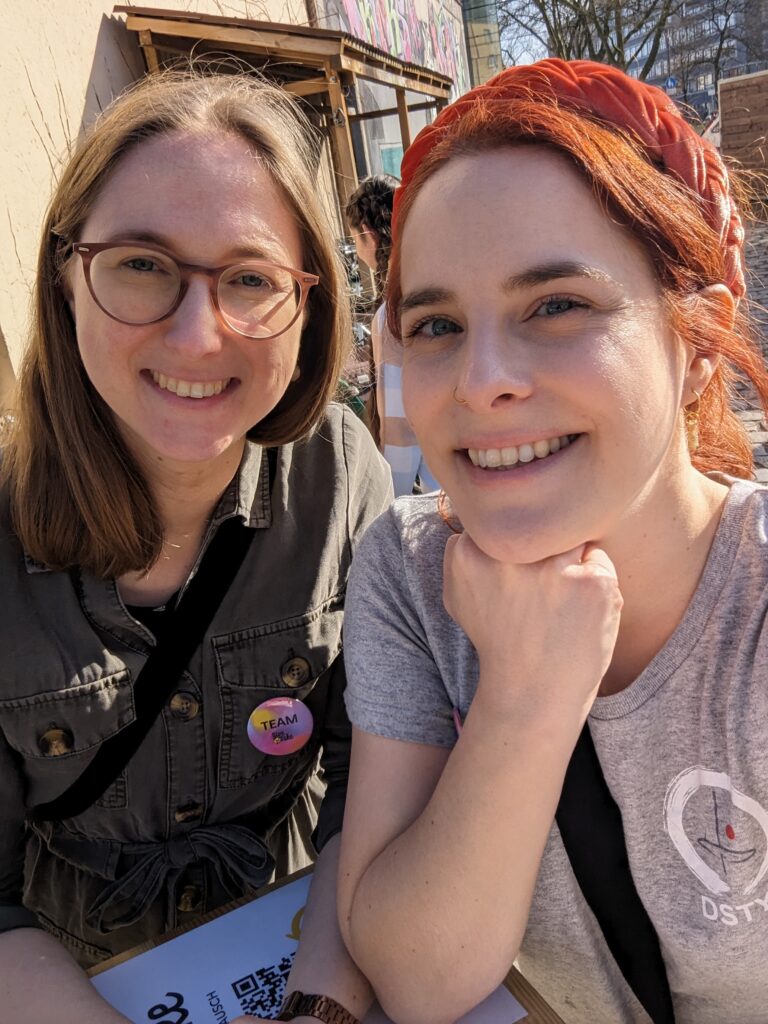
<box><xmin>401</xmin><ymin>355</ymin><xmax>440</xmax><ymax>438</ymax></box>
<box><xmin>250</xmin><ymin>333</ymin><xmax>301</xmax><ymax>386</ymax></box>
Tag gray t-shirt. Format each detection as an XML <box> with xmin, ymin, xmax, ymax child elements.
<box><xmin>344</xmin><ymin>478</ymin><xmax>768</xmax><ymax>1024</ymax></box>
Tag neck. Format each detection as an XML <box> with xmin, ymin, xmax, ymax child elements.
<box><xmin>597</xmin><ymin>464</ymin><xmax>728</xmax><ymax>695</ymax></box>
<box><xmin>144</xmin><ymin>442</ymin><xmax>245</xmax><ymax>537</ymax></box>
<box><xmin>118</xmin><ymin>438</ymin><xmax>246</xmax><ymax>606</ymax></box>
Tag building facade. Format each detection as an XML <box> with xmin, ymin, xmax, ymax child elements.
<box><xmin>626</xmin><ymin>0</ymin><xmax>765</xmax><ymax>120</ymax></box>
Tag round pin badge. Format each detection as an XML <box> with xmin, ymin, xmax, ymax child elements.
<box><xmin>247</xmin><ymin>696</ymin><xmax>313</xmax><ymax>756</ymax></box>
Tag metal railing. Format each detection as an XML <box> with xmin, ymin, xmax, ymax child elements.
<box><xmin>721</xmin><ymin>61</ymin><xmax>768</xmax><ymax>80</ymax></box>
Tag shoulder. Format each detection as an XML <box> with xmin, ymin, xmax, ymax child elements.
<box><xmin>292</xmin><ymin>402</ymin><xmax>378</xmax><ymax>468</ymax></box>
<box><xmin>713</xmin><ymin>476</ymin><xmax>768</xmax><ymax>565</ymax></box>
<box><xmin>694</xmin><ymin>477</ymin><xmax>768</xmax><ymax>629</ymax></box>
<box><xmin>355</xmin><ymin>493</ymin><xmax>449</xmax><ymax>562</ymax></box>
<box><xmin>281</xmin><ymin>403</ymin><xmax>393</xmax><ymax>547</ymax></box>
<box><xmin>349</xmin><ymin>494</ymin><xmax>453</xmax><ymax>614</ymax></box>
<box><xmin>344</xmin><ymin>495</ymin><xmax>464</xmax><ymax>746</ymax></box>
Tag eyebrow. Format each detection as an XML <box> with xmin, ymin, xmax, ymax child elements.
<box><xmin>503</xmin><ymin>261</ymin><xmax>614</xmax><ymax>290</ymax></box>
<box><xmin>399</xmin><ymin>261</ymin><xmax>614</xmax><ymax>315</ymax></box>
<box><xmin>102</xmin><ymin>230</ymin><xmax>285</xmax><ymax>263</ymax></box>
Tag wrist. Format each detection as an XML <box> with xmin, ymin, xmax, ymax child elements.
<box><xmin>470</xmin><ymin>677</ymin><xmax>590</xmax><ymax>736</ymax></box>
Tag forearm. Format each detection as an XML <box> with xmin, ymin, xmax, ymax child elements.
<box><xmin>287</xmin><ymin>835</ymin><xmax>373</xmax><ymax>1023</ymax></box>
<box><xmin>0</xmin><ymin>927</ymin><xmax>132</xmax><ymax>1023</ymax></box>
<box><xmin>346</xmin><ymin>691</ymin><xmax>584</xmax><ymax>1024</ymax></box>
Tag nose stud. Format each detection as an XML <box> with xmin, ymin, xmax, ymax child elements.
<box><xmin>453</xmin><ymin>386</ymin><xmax>467</xmax><ymax>406</ymax></box>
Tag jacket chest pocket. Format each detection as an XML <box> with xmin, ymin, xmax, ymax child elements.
<box><xmin>0</xmin><ymin>670</ymin><xmax>135</xmax><ymax>809</ymax></box>
<box><xmin>213</xmin><ymin>597</ymin><xmax>343</xmax><ymax>791</ymax></box>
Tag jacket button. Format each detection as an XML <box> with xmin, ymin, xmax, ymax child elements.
<box><xmin>280</xmin><ymin>656</ymin><xmax>311</xmax><ymax>687</ymax></box>
<box><xmin>174</xmin><ymin>802</ymin><xmax>203</xmax><ymax>823</ymax></box>
<box><xmin>168</xmin><ymin>691</ymin><xmax>200</xmax><ymax>721</ymax></box>
<box><xmin>38</xmin><ymin>726</ymin><xmax>74</xmax><ymax>757</ymax></box>
<box><xmin>177</xmin><ymin>884</ymin><xmax>203</xmax><ymax>913</ymax></box>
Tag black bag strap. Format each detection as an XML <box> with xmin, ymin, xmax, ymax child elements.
<box><xmin>556</xmin><ymin>723</ymin><xmax>676</xmax><ymax>1024</ymax></box>
<box><xmin>30</xmin><ymin>510</ymin><xmax>258</xmax><ymax>824</ymax></box>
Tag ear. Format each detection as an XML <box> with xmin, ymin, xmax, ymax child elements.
<box><xmin>682</xmin><ymin>284</ymin><xmax>735</xmax><ymax>402</ymax></box>
<box><xmin>361</xmin><ymin>224</ymin><xmax>379</xmax><ymax>247</ymax></box>
<box><xmin>291</xmin><ymin>362</ymin><xmax>301</xmax><ymax>383</ymax></box>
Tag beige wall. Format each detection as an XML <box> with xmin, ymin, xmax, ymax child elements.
<box><xmin>1</xmin><ymin>5</ymin><xmax>140</xmax><ymax>382</ymax></box>
<box><xmin>0</xmin><ymin>0</ymin><xmax>313</xmax><ymax>391</ymax></box>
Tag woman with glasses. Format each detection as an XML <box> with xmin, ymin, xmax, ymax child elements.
<box><xmin>338</xmin><ymin>60</ymin><xmax>768</xmax><ymax>1023</ymax></box>
<box><xmin>0</xmin><ymin>71</ymin><xmax>390</xmax><ymax>1023</ymax></box>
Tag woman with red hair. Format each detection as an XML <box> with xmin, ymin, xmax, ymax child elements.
<box><xmin>338</xmin><ymin>59</ymin><xmax>768</xmax><ymax>1024</ymax></box>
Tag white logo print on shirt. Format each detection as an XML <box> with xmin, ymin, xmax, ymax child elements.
<box><xmin>664</xmin><ymin>766</ymin><xmax>768</xmax><ymax>926</ymax></box>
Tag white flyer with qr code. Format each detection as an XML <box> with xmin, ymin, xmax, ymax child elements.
<box><xmin>90</xmin><ymin>870</ymin><xmax>530</xmax><ymax>1023</ymax></box>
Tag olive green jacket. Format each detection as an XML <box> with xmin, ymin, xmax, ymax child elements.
<box><xmin>0</xmin><ymin>404</ymin><xmax>392</xmax><ymax>966</ymax></box>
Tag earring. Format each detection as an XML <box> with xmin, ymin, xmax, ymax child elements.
<box><xmin>685</xmin><ymin>389</ymin><xmax>701</xmax><ymax>452</ymax></box>
<box><xmin>452</xmin><ymin>386</ymin><xmax>467</xmax><ymax>406</ymax></box>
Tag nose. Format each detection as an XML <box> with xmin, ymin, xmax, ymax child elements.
<box><xmin>456</xmin><ymin>321</ymin><xmax>534</xmax><ymax>410</ymax></box>
<box><xmin>162</xmin><ymin>275</ymin><xmax>226</xmax><ymax>358</ymax></box>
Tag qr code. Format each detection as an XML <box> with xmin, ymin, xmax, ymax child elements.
<box><xmin>232</xmin><ymin>953</ymin><xmax>294</xmax><ymax>1017</ymax></box>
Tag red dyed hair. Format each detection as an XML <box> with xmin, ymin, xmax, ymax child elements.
<box><xmin>388</xmin><ymin>59</ymin><xmax>768</xmax><ymax>479</ymax></box>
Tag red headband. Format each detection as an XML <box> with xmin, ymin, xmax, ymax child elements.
<box><xmin>395</xmin><ymin>58</ymin><xmax>744</xmax><ymax>297</ymax></box>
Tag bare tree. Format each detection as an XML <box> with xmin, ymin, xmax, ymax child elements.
<box><xmin>497</xmin><ymin>0</ymin><xmax>687</xmax><ymax>78</ymax></box>
<box><xmin>662</xmin><ymin>0</ymin><xmax>758</xmax><ymax>111</ymax></box>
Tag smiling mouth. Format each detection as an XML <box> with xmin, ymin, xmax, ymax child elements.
<box><xmin>149</xmin><ymin>370</ymin><xmax>233</xmax><ymax>399</ymax></box>
<box><xmin>466</xmin><ymin>434</ymin><xmax>581</xmax><ymax>469</ymax></box>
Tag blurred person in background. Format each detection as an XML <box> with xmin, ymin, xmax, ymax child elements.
<box><xmin>347</xmin><ymin>175</ymin><xmax>439</xmax><ymax>496</ymax></box>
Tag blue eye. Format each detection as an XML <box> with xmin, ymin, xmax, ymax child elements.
<box><xmin>533</xmin><ymin>297</ymin><xmax>588</xmax><ymax>317</ymax></box>
<box><xmin>237</xmin><ymin>273</ymin><xmax>271</xmax><ymax>289</ymax></box>
<box><xmin>125</xmin><ymin>257</ymin><xmax>158</xmax><ymax>273</ymax></box>
<box><xmin>406</xmin><ymin>316</ymin><xmax>461</xmax><ymax>340</ymax></box>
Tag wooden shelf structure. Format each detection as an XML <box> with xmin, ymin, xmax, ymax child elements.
<box><xmin>114</xmin><ymin>5</ymin><xmax>453</xmax><ymax>218</ymax></box>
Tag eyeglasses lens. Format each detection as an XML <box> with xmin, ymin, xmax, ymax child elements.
<box><xmin>217</xmin><ymin>264</ymin><xmax>300</xmax><ymax>339</ymax></box>
<box><xmin>88</xmin><ymin>247</ymin><xmax>302</xmax><ymax>339</ymax></box>
<box><xmin>90</xmin><ymin>247</ymin><xmax>181</xmax><ymax>325</ymax></box>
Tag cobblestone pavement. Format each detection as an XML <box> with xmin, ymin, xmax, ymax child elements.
<box><xmin>734</xmin><ymin>222</ymin><xmax>768</xmax><ymax>482</ymax></box>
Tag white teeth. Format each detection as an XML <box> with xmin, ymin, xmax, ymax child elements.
<box><xmin>150</xmin><ymin>370</ymin><xmax>231</xmax><ymax>398</ymax></box>
<box><xmin>467</xmin><ymin>435</ymin><xmax>577</xmax><ymax>469</ymax></box>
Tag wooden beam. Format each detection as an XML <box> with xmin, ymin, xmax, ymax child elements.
<box><xmin>138</xmin><ymin>29</ymin><xmax>160</xmax><ymax>73</ymax></box>
<box><xmin>332</xmin><ymin>52</ymin><xmax>450</xmax><ymax>99</ymax></box>
<box><xmin>396</xmin><ymin>87</ymin><xmax>411</xmax><ymax>149</ymax></box>
<box><xmin>326</xmin><ymin>68</ymin><xmax>359</xmax><ymax>218</ymax></box>
<box><xmin>282</xmin><ymin>77</ymin><xmax>329</xmax><ymax>97</ymax></box>
<box><xmin>125</xmin><ymin>14</ymin><xmax>339</xmax><ymax>59</ymax></box>
<box><xmin>348</xmin><ymin>101</ymin><xmax>437</xmax><ymax>123</ymax></box>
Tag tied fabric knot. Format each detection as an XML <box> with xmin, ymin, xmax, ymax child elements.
<box><xmin>394</xmin><ymin>57</ymin><xmax>745</xmax><ymax>299</ymax></box>
<box><xmin>85</xmin><ymin>824</ymin><xmax>274</xmax><ymax>932</ymax></box>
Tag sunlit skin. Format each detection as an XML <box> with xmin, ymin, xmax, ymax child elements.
<box><xmin>66</xmin><ymin>132</ymin><xmax>305</xmax><ymax>476</ymax></box>
<box><xmin>398</xmin><ymin>147</ymin><xmax>728</xmax><ymax>571</ymax></box>
<box><xmin>350</xmin><ymin>225</ymin><xmax>378</xmax><ymax>272</ymax></box>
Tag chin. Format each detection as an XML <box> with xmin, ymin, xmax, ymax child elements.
<box><xmin>142</xmin><ymin>433</ymin><xmax>240</xmax><ymax>465</ymax></box>
<box><xmin>459</xmin><ymin>512</ymin><xmax>583</xmax><ymax>566</ymax></box>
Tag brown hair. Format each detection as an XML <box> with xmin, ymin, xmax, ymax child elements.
<box><xmin>3</xmin><ymin>70</ymin><xmax>350</xmax><ymax>578</ymax></box>
<box><xmin>345</xmin><ymin>174</ymin><xmax>399</xmax><ymax>301</ymax></box>
<box><xmin>388</xmin><ymin>98</ymin><xmax>768</xmax><ymax>479</ymax></box>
